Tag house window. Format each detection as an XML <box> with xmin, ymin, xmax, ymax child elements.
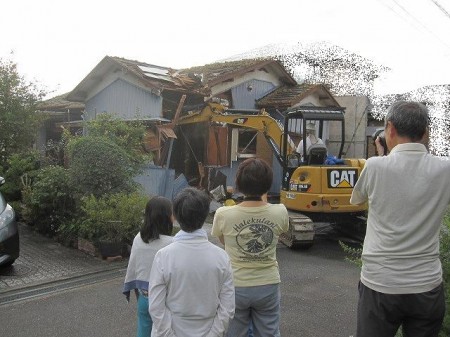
<box><xmin>230</xmin><ymin>128</ymin><xmax>257</xmax><ymax>161</ymax></box>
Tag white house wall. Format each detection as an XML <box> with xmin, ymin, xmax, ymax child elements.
<box><xmin>334</xmin><ymin>96</ymin><xmax>369</xmax><ymax>159</ymax></box>
<box><xmin>296</xmin><ymin>95</ymin><xmax>323</xmax><ymax>107</ymax></box>
<box><xmin>84</xmin><ymin>78</ymin><xmax>162</xmax><ymax>121</ymax></box>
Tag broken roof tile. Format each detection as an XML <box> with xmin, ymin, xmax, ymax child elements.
<box><xmin>256</xmin><ymin>83</ymin><xmax>338</xmax><ymax>109</ymax></box>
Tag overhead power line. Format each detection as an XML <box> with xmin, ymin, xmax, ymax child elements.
<box><xmin>378</xmin><ymin>0</ymin><xmax>450</xmax><ymax>52</ymax></box>
<box><xmin>430</xmin><ymin>0</ymin><xmax>450</xmax><ymax>20</ymax></box>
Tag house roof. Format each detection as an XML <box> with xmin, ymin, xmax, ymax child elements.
<box><xmin>67</xmin><ymin>56</ymin><xmax>204</xmax><ymax>102</ymax></box>
<box><xmin>37</xmin><ymin>93</ymin><xmax>85</xmax><ymax>110</ymax></box>
<box><xmin>180</xmin><ymin>58</ymin><xmax>297</xmax><ymax>88</ymax></box>
<box><xmin>66</xmin><ymin>56</ymin><xmax>299</xmax><ymax>103</ymax></box>
<box><xmin>256</xmin><ymin>83</ymin><xmax>340</xmax><ymax>109</ymax></box>
<box><xmin>112</xmin><ymin>57</ymin><xmax>203</xmax><ymax>91</ymax></box>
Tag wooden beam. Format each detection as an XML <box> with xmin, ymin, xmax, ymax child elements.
<box><xmin>166</xmin><ymin>94</ymin><xmax>186</xmax><ymax>129</ymax></box>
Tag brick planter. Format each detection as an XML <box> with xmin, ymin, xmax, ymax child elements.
<box><xmin>77</xmin><ymin>238</ymin><xmax>98</xmax><ymax>257</ymax></box>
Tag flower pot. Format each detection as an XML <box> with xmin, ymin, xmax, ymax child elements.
<box><xmin>97</xmin><ymin>241</ymin><xmax>123</xmax><ymax>259</ymax></box>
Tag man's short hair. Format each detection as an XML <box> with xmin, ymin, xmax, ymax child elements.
<box><xmin>235</xmin><ymin>157</ymin><xmax>273</xmax><ymax>197</ymax></box>
<box><xmin>385</xmin><ymin>101</ymin><xmax>429</xmax><ymax>141</ymax></box>
<box><xmin>173</xmin><ymin>187</ymin><xmax>210</xmax><ymax>232</ymax></box>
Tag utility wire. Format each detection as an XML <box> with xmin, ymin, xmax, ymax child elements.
<box><xmin>430</xmin><ymin>0</ymin><xmax>450</xmax><ymax>20</ymax></box>
<box><xmin>375</xmin><ymin>0</ymin><xmax>422</xmax><ymax>32</ymax></box>
<box><xmin>390</xmin><ymin>0</ymin><xmax>450</xmax><ymax>50</ymax></box>
<box><xmin>376</xmin><ymin>0</ymin><xmax>450</xmax><ymax>52</ymax></box>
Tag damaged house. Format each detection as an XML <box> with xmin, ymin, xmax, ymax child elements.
<box><xmin>45</xmin><ymin>56</ymin><xmax>361</xmax><ymax>198</ymax></box>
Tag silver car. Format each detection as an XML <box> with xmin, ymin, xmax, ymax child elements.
<box><xmin>0</xmin><ymin>177</ymin><xmax>19</xmax><ymax>267</ymax></box>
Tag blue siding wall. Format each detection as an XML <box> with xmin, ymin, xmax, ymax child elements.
<box><xmin>85</xmin><ymin>79</ymin><xmax>162</xmax><ymax>120</ymax></box>
<box><xmin>232</xmin><ymin>80</ymin><xmax>275</xmax><ymax>109</ymax></box>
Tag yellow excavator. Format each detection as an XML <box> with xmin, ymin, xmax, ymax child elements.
<box><xmin>175</xmin><ymin>100</ymin><xmax>367</xmax><ymax>248</ymax></box>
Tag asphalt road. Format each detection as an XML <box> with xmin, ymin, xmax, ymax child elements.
<box><xmin>0</xmin><ymin>232</ymin><xmax>360</xmax><ymax>337</ymax></box>
<box><xmin>277</xmin><ymin>238</ymin><xmax>360</xmax><ymax>337</ymax></box>
<box><xmin>0</xmin><ymin>275</ymin><xmax>133</xmax><ymax>337</ymax></box>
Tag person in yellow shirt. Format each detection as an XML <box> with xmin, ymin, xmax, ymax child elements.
<box><xmin>212</xmin><ymin>158</ymin><xmax>289</xmax><ymax>337</ymax></box>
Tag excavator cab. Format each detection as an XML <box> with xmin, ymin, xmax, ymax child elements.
<box><xmin>279</xmin><ymin>106</ymin><xmax>367</xmax><ymax>248</ymax></box>
<box><xmin>282</xmin><ymin>106</ymin><xmax>346</xmax><ymax>199</ymax></box>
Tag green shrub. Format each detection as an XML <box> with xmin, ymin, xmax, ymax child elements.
<box><xmin>77</xmin><ymin>191</ymin><xmax>148</xmax><ymax>244</ymax></box>
<box><xmin>43</xmin><ymin>138</ymin><xmax>67</xmax><ymax>167</ymax></box>
<box><xmin>85</xmin><ymin>113</ymin><xmax>151</xmax><ymax>164</ymax></box>
<box><xmin>0</xmin><ymin>151</ymin><xmax>40</xmax><ymax>201</ymax></box>
<box><xmin>23</xmin><ymin>166</ymin><xmax>78</xmax><ymax>236</ymax></box>
<box><xmin>56</xmin><ymin>219</ymin><xmax>81</xmax><ymax>247</ymax></box>
<box><xmin>68</xmin><ymin>136</ymin><xmax>140</xmax><ymax>198</ymax></box>
<box><xmin>338</xmin><ymin>241</ymin><xmax>362</xmax><ymax>268</ymax></box>
<box><xmin>440</xmin><ymin>211</ymin><xmax>450</xmax><ymax>337</ymax></box>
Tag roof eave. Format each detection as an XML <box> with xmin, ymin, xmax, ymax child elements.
<box><xmin>66</xmin><ymin>56</ymin><xmax>165</xmax><ymax>102</ymax></box>
<box><xmin>66</xmin><ymin>56</ymin><xmax>115</xmax><ymax>102</ymax></box>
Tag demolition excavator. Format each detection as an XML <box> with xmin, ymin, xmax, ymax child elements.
<box><xmin>175</xmin><ymin>100</ymin><xmax>367</xmax><ymax>248</ymax></box>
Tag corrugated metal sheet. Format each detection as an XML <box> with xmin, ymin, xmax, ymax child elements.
<box><xmin>85</xmin><ymin>79</ymin><xmax>162</xmax><ymax>121</ymax></box>
<box><xmin>232</xmin><ymin>80</ymin><xmax>276</xmax><ymax>109</ymax></box>
<box><xmin>133</xmin><ymin>166</ymin><xmax>176</xmax><ymax>199</ymax></box>
<box><xmin>172</xmin><ymin>173</ymin><xmax>189</xmax><ymax>198</ymax></box>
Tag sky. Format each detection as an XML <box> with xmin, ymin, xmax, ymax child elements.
<box><xmin>1</xmin><ymin>0</ymin><xmax>450</xmax><ymax>98</ymax></box>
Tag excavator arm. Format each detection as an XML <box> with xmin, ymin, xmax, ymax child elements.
<box><xmin>176</xmin><ymin>102</ymin><xmax>295</xmax><ymax>166</ymax></box>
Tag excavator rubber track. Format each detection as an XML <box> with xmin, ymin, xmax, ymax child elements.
<box><xmin>279</xmin><ymin>211</ymin><xmax>315</xmax><ymax>249</ymax></box>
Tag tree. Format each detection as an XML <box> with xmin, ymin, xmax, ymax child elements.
<box><xmin>0</xmin><ymin>58</ymin><xmax>46</xmax><ymax>168</ymax></box>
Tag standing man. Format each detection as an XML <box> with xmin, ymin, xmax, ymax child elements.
<box><xmin>350</xmin><ymin>101</ymin><xmax>450</xmax><ymax>337</ymax></box>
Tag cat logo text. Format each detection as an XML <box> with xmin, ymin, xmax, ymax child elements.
<box><xmin>327</xmin><ymin>169</ymin><xmax>358</xmax><ymax>188</ymax></box>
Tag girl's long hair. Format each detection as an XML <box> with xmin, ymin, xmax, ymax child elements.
<box><xmin>140</xmin><ymin>196</ymin><xmax>173</xmax><ymax>243</ymax></box>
